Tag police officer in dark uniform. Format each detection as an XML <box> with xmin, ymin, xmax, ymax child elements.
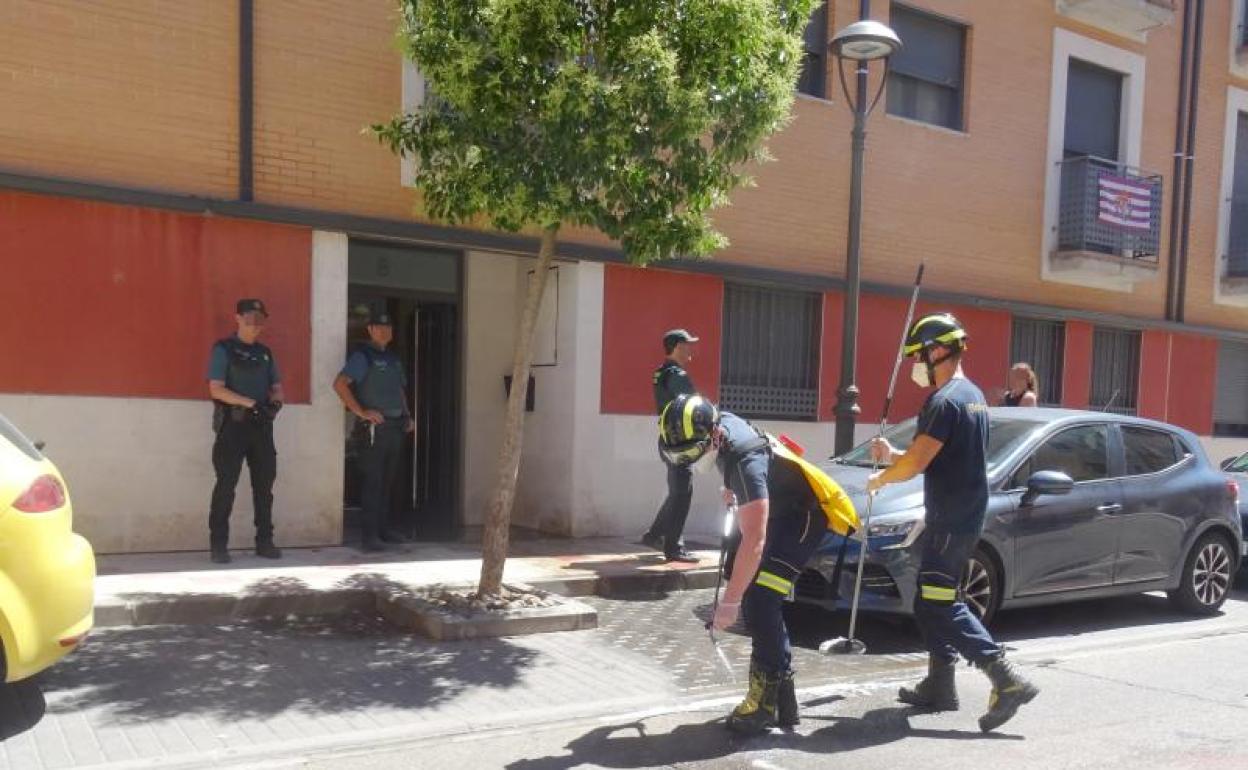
<box><xmin>206</xmin><ymin>298</ymin><xmax>284</xmax><ymax>564</ymax></box>
<box><xmin>642</xmin><ymin>328</ymin><xmax>700</xmax><ymax>563</ymax></box>
<box><xmin>660</xmin><ymin>394</ymin><xmax>856</xmax><ymax>735</ymax></box>
<box><xmin>868</xmin><ymin>313</ymin><xmax>1039</xmax><ymax>733</ymax></box>
<box><xmin>333</xmin><ymin>309</ymin><xmax>414</xmax><ymax>552</ymax></box>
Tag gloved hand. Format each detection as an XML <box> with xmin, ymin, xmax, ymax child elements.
<box><xmin>256</xmin><ymin>400</ymin><xmax>283</xmax><ymax>421</ymax></box>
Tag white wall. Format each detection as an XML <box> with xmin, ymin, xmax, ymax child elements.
<box><xmin>510</xmin><ymin>259</ymin><xmax>878</xmax><ymax>540</ymax></box>
<box><xmin>460</xmin><ymin>250</ymin><xmax>521</xmax><ymax>529</ymax></box>
<box><xmin>0</xmin><ymin>231</ymin><xmax>347</xmax><ymax>554</ymax></box>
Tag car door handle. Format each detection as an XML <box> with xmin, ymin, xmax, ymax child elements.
<box><xmin>1096</xmin><ymin>503</ymin><xmax>1123</xmax><ymax>514</ymax></box>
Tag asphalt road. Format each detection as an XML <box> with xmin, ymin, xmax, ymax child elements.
<box><xmin>258</xmin><ymin>581</ymin><xmax>1248</xmax><ymax>770</ymax></box>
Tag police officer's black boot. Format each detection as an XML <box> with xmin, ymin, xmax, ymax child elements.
<box><xmin>976</xmin><ymin>655</ymin><xmax>1039</xmax><ymax>732</ymax></box>
<box><xmin>255</xmin><ymin>540</ymin><xmax>282</xmax><ymax>559</ymax></box>
<box><xmin>777</xmin><ymin>669</ymin><xmax>799</xmax><ymax>727</ymax></box>
<box><xmin>210</xmin><ymin>546</ymin><xmax>231</xmax><ymax>565</ymax></box>
<box><xmin>726</xmin><ymin>663</ymin><xmax>780</xmax><ymax>735</ymax></box>
<box><xmin>898</xmin><ymin>655</ymin><xmax>959</xmax><ymax>711</ymax></box>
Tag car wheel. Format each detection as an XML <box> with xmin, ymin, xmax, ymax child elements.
<box><xmin>963</xmin><ymin>546</ymin><xmax>1001</xmax><ymax>627</ymax></box>
<box><xmin>1168</xmin><ymin>532</ymin><xmax>1234</xmax><ymax>615</ymax></box>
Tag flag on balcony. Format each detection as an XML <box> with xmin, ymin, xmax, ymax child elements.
<box><xmin>1097</xmin><ymin>174</ymin><xmax>1152</xmax><ymax>230</ymax></box>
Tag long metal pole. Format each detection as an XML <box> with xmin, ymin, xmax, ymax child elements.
<box><xmin>833</xmin><ymin>0</ymin><xmax>872</xmax><ymax>456</ymax></box>
<box><xmin>840</xmin><ymin>264</ymin><xmax>923</xmax><ymax>651</ymax></box>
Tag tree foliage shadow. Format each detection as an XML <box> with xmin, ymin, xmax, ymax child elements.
<box><xmin>38</xmin><ymin>573</ymin><xmax>541</xmax><ymax>723</ymax></box>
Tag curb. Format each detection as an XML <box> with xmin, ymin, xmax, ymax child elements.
<box><xmin>93</xmin><ymin>564</ymin><xmax>720</xmax><ymax>629</ymax></box>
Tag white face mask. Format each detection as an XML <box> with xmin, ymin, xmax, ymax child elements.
<box><xmin>911</xmin><ymin>361</ymin><xmax>932</xmax><ymax>388</ymax></box>
<box><xmin>691</xmin><ymin>447</ymin><xmax>720</xmax><ymax>475</ymax></box>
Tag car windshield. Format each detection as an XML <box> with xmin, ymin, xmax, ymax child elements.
<box><xmin>0</xmin><ymin>412</ymin><xmax>43</xmax><ymax>461</ymax></box>
<box><xmin>833</xmin><ymin>416</ymin><xmax>1043</xmax><ymax>471</ymax></box>
<box><xmin>1226</xmin><ymin>452</ymin><xmax>1248</xmax><ymax>473</ymax></box>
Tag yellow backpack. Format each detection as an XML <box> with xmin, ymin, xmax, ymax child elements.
<box><xmin>769</xmin><ymin>438</ymin><xmax>859</xmax><ymax>536</ymax></box>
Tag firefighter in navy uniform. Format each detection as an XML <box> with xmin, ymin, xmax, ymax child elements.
<box><xmin>868</xmin><ymin>313</ymin><xmax>1040</xmax><ymax>733</ymax></box>
<box><xmin>659</xmin><ymin>394</ymin><xmax>857</xmax><ymax>734</ymax></box>
<box><xmin>333</xmin><ymin>309</ymin><xmax>414</xmax><ymax>552</ymax></box>
<box><xmin>642</xmin><ymin>329</ymin><xmax>700</xmax><ymax>563</ymax></box>
<box><xmin>206</xmin><ymin>298</ymin><xmax>284</xmax><ymax>564</ymax></box>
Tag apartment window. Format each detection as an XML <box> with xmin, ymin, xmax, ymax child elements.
<box><xmin>1064</xmin><ymin>59</ymin><xmax>1122</xmax><ymax>161</ymax></box>
<box><xmin>1090</xmin><ymin>327</ymin><xmax>1140</xmax><ymax>415</ymax></box>
<box><xmin>797</xmin><ymin>4</ymin><xmax>827</xmax><ymax>98</ymax></box>
<box><xmin>720</xmin><ymin>283</ymin><xmax>821</xmax><ymax>420</ymax></box>
<box><xmin>1214</xmin><ymin>340</ymin><xmax>1248</xmax><ymax>437</ymax></box>
<box><xmin>886</xmin><ymin>5</ymin><xmax>966</xmax><ymax>130</ymax></box>
<box><xmin>1010</xmin><ymin>318</ymin><xmax>1065</xmax><ymax>406</ymax></box>
<box><xmin>1228</xmin><ymin>113</ymin><xmax>1248</xmax><ymax>278</ymax></box>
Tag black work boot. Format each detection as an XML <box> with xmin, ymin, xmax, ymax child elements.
<box><xmin>726</xmin><ymin>663</ymin><xmax>780</xmax><ymax>735</ymax></box>
<box><xmin>777</xmin><ymin>670</ymin><xmax>800</xmax><ymax>727</ymax></box>
<box><xmin>255</xmin><ymin>540</ymin><xmax>282</xmax><ymax>559</ymax></box>
<box><xmin>210</xmin><ymin>547</ymin><xmax>231</xmax><ymax>565</ymax></box>
<box><xmin>976</xmin><ymin>655</ymin><xmax>1039</xmax><ymax>732</ymax></box>
<box><xmin>898</xmin><ymin>656</ymin><xmax>960</xmax><ymax>711</ymax></box>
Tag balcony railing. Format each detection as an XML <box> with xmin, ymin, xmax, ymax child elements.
<box><xmin>1057</xmin><ymin>155</ymin><xmax>1163</xmax><ymax>263</ymax></box>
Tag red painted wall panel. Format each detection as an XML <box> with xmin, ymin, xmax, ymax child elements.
<box><xmin>945</xmin><ymin>305</ymin><xmax>1012</xmax><ymax>405</ymax></box>
<box><xmin>817</xmin><ymin>292</ymin><xmax>844</xmax><ymax>421</ymax></box>
<box><xmin>600</xmin><ymin>264</ymin><xmax>722</xmax><ymax>414</ymax></box>
<box><xmin>1062</xmin><ymin>321</ymin><xmax>1093</xmax><ymax>409</ymax></box>
<box><xmin>0</xmin><ymin>191</ymin><xmax>312</xmax><ymax>403</ymax></box>
<box><xmin>1137</xmin><ymin>330</ymin><xmax>1170</xmax><ymax>421</ymax></box>
<box><xmin>848</xmin><ymin>296</ymin><xmax>1012</xmax><ymax>425</ymax></box>
<box><xmin>1166</xmin><ymin>334</ymin><xmax>1216</xmax><ymax>435</ymax></box>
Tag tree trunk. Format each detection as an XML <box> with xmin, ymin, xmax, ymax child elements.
<box><xmin>478</xmin><ymin>223</ymin><xmax>560</xmax><ymax>596</ymax></box>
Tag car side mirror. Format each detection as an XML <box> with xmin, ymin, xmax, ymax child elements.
<box><xmin>1021</xmin><ymin>470</ymin><xmax>1074</xmax><ymax>506</ymax></box>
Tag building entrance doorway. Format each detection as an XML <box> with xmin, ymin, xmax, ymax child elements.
<box><xmin>343</xmin><ymin>241</ymin><xmax>460</xmax><ymax>542</ymax></box>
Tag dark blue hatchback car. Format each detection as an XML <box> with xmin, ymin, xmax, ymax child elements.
<box><xmin>798</xmin><ymin>408</ymin><xmax>1242</xmax><ymax>626</ymax></box>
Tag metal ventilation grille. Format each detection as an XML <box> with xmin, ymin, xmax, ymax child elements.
<box><xmin>719</xmin><ymin>283</ymin><xmax>821</xmax><ymax>420</ymax></box>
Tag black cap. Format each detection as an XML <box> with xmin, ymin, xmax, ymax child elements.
<box><xmin>367</xmin><ymin>309</ymin><xmax>393</xmax><ymax>326</ymax></box>
<box><xmin>236</xmin><ymin>298</ymin><xmax>268</xmax><ymax>316</ymax></box>
<box><xmin>663</xmin><ymin>328</ymin><xmax>699</xmax><ymax>350</ymax></box>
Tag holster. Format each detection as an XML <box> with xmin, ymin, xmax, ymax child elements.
<box><xmin>213</xmin><ymin>402</ymin><xmax>256</xmax><ymax>432</ymax></box>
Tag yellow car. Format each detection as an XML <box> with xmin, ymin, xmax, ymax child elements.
<box><xmin>0</xmin><ymin>413</ymin><xmax>95</xmax><ymax>682</ymax></box>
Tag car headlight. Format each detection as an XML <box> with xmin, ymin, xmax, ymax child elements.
<box><xmin>871</xmin><ymin>518</ymin><xmax>925</xmax><ymax>550</ymax></box>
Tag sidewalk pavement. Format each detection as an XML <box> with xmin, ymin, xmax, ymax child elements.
<box><xmin>94</xmin><ymin>536</ymin><xmax>722</xmax><ymax>628</ymax></box>
<box><xmin>0</xmin><ymin>537</ymin><xmax>919</xmax><ymax>770</ymax></box>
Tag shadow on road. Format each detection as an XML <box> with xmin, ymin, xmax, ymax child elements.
<box><xmin>0</xmin><ymin>677</ymin><xmax>46</xmax><ymax>741</ymax></box>
<box><xmin>505</xmin><ymin>705</ymin><xmax>1019</xmax><ymax>769</ymax></box>
<box><xmin>35</xmin><ymin>609</ymin><xmax>539</xmax><ymax>723</ymax></box>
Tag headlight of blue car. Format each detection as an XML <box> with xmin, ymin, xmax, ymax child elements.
<box><xmin>870</xmin><ymin>518</ymin><xmax>926</xmax><ymax>551</ymax></box>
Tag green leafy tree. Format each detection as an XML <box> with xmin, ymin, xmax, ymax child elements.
<box><xmin>375</xmin><ymin>0</ymin><xmax>818</xmax><ymax>596</ymax></box>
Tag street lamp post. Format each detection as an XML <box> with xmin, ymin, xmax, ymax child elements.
<box><xmin>829</xmin><ymin>11</ymin><xmax>901</xmax><ymax>456</ymax></box>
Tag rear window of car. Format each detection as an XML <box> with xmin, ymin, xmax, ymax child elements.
<box><xmin>1121</xmin><ymin>426</ymin><xmax>1182</xmax><ymax>475</ymax></box>
<box><xmin>0</xmin><ymin>413</ymin><xmax>43</xmax><ymax>461</ymax></box>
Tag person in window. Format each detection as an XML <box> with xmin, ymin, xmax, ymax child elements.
<box><xmin>641</xmin><ymin>329</ymin><xmax>701</xmax><ymax>563</ymax></box>
<box><xmin>867</xmin><ymin>313</ymin><xmax>1039</xmax><ymax>733</ymax></box>
<box><xmin>1001</xmin><ymin>362</ymin><xmax>1039</xmax><ymax>407</ymax></box>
